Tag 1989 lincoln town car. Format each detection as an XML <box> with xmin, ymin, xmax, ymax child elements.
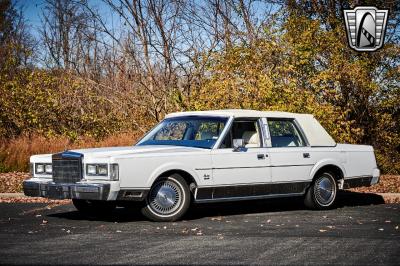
<box><xmin>23</xmin><ymin>109</ymin><xmax>380</xmax><ymax>221</ymax></box>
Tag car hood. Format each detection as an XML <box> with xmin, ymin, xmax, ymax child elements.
<box><xmin>69</xmin><ymin>145</ymin><xmax>208</xmax><ymax>159</ymax></box>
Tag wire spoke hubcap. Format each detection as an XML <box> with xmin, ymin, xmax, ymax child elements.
<box><xmin>149</xmin><ymin>180</ymin><xmax>182</xmax><ymax>215</ymax></box>
<box><xmin>314</xmin><ymin>175</ymin><xmax>336</xmax><ymax>206</ymax></box>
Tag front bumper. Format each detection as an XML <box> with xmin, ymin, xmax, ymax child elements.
<box><xmin>23</xmin><ymin>180</ymin><xmax>111</xmax><ymax>200</ymax></box>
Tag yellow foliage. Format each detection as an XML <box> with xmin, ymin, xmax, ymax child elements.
<box><xmin>186</xmin><ymin>13</ymin><xmax>399</xmax><ymax>174</ymax></box>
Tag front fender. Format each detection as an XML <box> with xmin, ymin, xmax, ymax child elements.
<box><xmin>309</xmin><ymin>159</ymin><xmax>346</xmax><ymax>180</ymax></box>
<box><xmin>146</xmin><ymin>162</ymin><xmax>201</xmax><ymax>187</ymax></box>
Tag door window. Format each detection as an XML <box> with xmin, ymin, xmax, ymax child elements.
<box><xmin>267</xmin><ymin>119</ymin><xmax>306</xmax><ymax>147</ymax></box>
<box><xmin>195</xmin><ymin>121</ymin><xmax>225</xmax><ymax>140</ymax></box>
<box><xmin>220</xmin><ymin>120</ymin><xmax>261</xmax><ymax>148</ymax></box>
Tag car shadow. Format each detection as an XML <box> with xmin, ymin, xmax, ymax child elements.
<box><xmin>185</xmin><ymin>190</ymin><xmax>385</xmax><ymax>220</ymax></box>
<box><xmin>48</xmin><ymin>205</ymin><xmax>148</xmax><ymax>223</ymax></box>
<box><xmin>48</xmin><ymin>190</ymin><xmax>385</xmax><ymax>222</ymax></box>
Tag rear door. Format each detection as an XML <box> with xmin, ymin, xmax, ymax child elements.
<box><xmin>265</xmin><ymin>118</ymin><xmax>315</xmax><ymax>183</ymax></box>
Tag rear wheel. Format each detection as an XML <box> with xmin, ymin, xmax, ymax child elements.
<box><xmin>304</xmin><ymin>172</ymin><xmax>337</xmax><ymax>209</ymax></box>
<box><xmin>141</xmin><ymin>174</ymin><xmax>190</xmax><ymax>222</ymax></box>
<box><xmin>72</xmin><ymin>199</ymin><xmax>116</xmax><ymax>215</ymax></box>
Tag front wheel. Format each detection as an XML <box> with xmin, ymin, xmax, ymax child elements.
<box><xmin>141</xmin><ymin>174</ymin><xmax>190</xmax><ymax>222</ymax></box>
<box><xmin>304</xmin><ymin>172</ymin><xmax>337</xmax><ymax>209</ymax></box>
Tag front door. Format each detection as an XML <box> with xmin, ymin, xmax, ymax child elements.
<box><xmin>195</xmin><ymin>119</ymin><xmax>272</xmax><ymax>201</ymax></box>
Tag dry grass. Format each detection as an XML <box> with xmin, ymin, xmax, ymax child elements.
<box><xmin>0</xmin><ymin>132</ymin><xmax>142</xmax><ymax>172</ymax></box>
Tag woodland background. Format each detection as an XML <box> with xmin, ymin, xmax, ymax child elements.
<box><xmin>0</xmin><ymin>0</ymin><xmax>399</xmax><ymax>174</ymax></box>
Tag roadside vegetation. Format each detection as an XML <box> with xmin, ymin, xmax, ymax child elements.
<box><xmin>0</xmin><ymin>0</ymin><xmax>399</xmax><ymax>175</ymax></box>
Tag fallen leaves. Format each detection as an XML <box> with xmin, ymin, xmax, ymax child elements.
<box><xmin>0</xmin><ymin>172</ymin><xmax>29</xmax><ymax>193</ymax></box>
<box><xmin>181</xmin><ymin>227</ymin><xmax>204</xmax><ymax>236</ymax></box>
<box><xmin>0</xmin><ymin>197</ymin><xmax>70</xmax><ymax>204</ymax></box>
<box><xmin>349</xmin><ymin>175</ymin><xmax>400</xmax><ymax>194</ymax></box>
<box><xmin>61</xmin><ymin>228</ymin><xmax>71</xmax><ymax>233</ymax></box>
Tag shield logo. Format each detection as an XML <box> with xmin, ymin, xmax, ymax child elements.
<box><xmin>343</xmin><ymin>6</ymin><xmax>389</xmax><ymax>52</ymax></box>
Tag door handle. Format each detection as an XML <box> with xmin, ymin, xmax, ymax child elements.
<box><xmin>257</xmin><ymin>154</ymin><xmax>265</xmax><ymax>160</ymax></box>
<box><xmin>303</xmin><ymin>153</ymin><xmax>310</xmax><ymax>158</ymax></box>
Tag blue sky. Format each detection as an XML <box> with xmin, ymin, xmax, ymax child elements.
<box><xmin>17</xmin><ymin>0</ymin><xmax>280</xmax><ymax>37</ymax></box>
<box><xmin>17</xmin><ymin>0</ymin><xmax>44</xmax><ymax>28</ymax></box>
<box><xmin>16</xmin><ymin>0</ymin><xmax>112</xmax><ymax>37</ymax></box>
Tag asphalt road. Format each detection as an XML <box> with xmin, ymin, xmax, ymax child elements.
<box><xmin>0</xmin><ymin>191</ymin><xmax>399</xmax><ymax>265</ymax></box>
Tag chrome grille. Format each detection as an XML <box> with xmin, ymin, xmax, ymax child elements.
<box><xmin>52</xmin><ymin>152</ymin><xmax>83</xmax><ymax>183</ymax></box>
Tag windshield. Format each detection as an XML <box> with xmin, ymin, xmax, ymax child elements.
<box><xmin>137</xmin><ymin>116</ymin><xmax>229</xmax><ymax>149</ymax></box>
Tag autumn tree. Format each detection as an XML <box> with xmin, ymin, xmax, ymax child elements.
<box><xmin>0</xmin><ymin>0</ymin><xmax>35</xmax><ymax>72</ymax></box>
<box><xmin>0</xmin><ymin>0</ymin><xmax>398</xmax><ymax>173</ymax></box>
<box><xmin>41</xmin><ymin>0</ymin><xmax>102</xmax><ymax>78</ymax></box>
<box><xmin>191</xmin><ymin>1</ymin><xmax>399</xmax><ymax>173</ymax></box>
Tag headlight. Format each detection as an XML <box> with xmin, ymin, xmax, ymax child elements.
<box><xmin>87</xmin><ymin>165</ymin><xmax>97</xmax><ymax>175</ymax></box>
<box><xmin>86</xmin><ymin>164</ymin><xmax>108</xmax><ymax>176</ymax></box>
<box><xmin>45</xmin><ymin>164</ymin><xmax>52</xmax><ymax>174</ymax></box>
<box><xmin>35</xmin><ymin>163</ymin><xmax>52</xmax><ymax>175</ymax></box>
<box><xmin>35</xmin><ymin>164</ymin><xmax>44</xmax><ymax>173</ymax></box>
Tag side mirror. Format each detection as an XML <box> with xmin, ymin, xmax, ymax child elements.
<box><xmin>233</xmin><ymin>139</ymin><xmax>245</xmax><ymax>151</ymax></box>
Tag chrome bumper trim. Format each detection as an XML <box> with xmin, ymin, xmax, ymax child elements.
<box><xmin>343</xmin><ymin>176</ymin><xmax>374</xmax><ymax>189</ymax></box>
<box><xmin>370</xmin><ymin>175</ymin><xmax>380</xmax><ymax>185</ymax></box>
<box><xmin>23</xmin><ymin>181</ymin><xmax>110</xmax><ymax>200</ymax></box>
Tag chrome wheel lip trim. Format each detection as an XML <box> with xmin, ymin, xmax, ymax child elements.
<box><xmin>146</xmin><ymin>177</ymin><xmax>186</xmax><ymax>218</ymax></box>
<box><xmin>314</xmin><ymin>173</ymin><xmax>336</xmax><ymax>206</ymax></box>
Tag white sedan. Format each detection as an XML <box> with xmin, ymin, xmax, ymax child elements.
<box><xmin>24</xmin><ymin>109</ymin><xmax>380</xmax><ymax>221</ymax></box>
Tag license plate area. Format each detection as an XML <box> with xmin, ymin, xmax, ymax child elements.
<box><xmin>47</xmin><ymin>185</ymin><xmax>70</xmax><ymax>199</ymax></box>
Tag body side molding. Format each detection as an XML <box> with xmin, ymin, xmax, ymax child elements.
<box><xmin>195</xmin><ymin>181</ymin><xmax>310</xmax><ymax>202</ymax></box>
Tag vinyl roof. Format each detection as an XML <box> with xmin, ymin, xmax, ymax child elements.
<box><xmin>166</xmin><ymin>109</ymin><xmax>336</xmax><ymax>147</ymax></box>
<box><xmin>166</xmin><ymin>109</ymin><xmax>311</xmax><ymax>119</ymax></box>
